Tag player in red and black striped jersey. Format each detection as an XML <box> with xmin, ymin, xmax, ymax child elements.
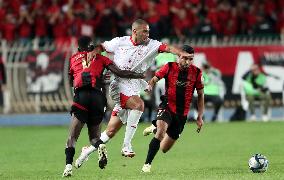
<box><xmin>63</xmin><ymin>36</ymin><xmax>144</xmax><ymax>177</ymax></box>
<box><xmin>141</xmin><ymin>45</ymin><xmax>205</xmax><ymax>173</ymax></box>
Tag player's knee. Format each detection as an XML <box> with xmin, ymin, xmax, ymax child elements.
<box><xmin>155</xmin><ymin>131</ymin><xmax>165</xmax><ymax>141</ymax></box>
<box><xmin>132</xmin><ymin>101</ymin><xmax>144</xmax><ymax>111</ymax></box>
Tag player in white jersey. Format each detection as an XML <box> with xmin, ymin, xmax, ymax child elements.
<box><xmin>75</xmin><ymin>19</ymin><xmax>191</xmax><ymax>168</ymax></box>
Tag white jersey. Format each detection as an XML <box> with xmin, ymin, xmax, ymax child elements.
<box><xmin>103</xmin><ymin>36</ymin><xmax>162</xmax><ymax>102</ymax></box>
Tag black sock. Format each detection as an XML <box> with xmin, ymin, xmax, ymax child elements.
<box><xmin>65</xmin><ymin>147</ymin><xmax>75</xmax><ymax>165</ymax></box>
<box><xmin>145</xmin><ymin>137</ymin><xmax>160</xmax><ymax>165</ymax></box>
<box><xmin>93</xmin><ymin>139</ymin><xmax>104</xmax><ymax>149</ymax></box>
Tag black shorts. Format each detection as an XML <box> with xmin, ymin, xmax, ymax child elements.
<box><xmin>153</xmin><ymin>108</ymin><xmax>187</xmax><ymax>140</ymax></box>
<box><xmin>71</xmin><ymin>88</ymin><xmax>107</xmax><ymax>126</ymax></box>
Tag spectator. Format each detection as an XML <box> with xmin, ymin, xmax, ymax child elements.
<box><xmin>252</xmin><ymin>13</ymin><xmax>274</xmax><ymax>34</ymax></box>
<box><xmin>18</xmin><ymin>5</ymin><xmax>33</xmax><ymax>43</ymax></box>
<box><xmin>242</xmin><ymin>64</ymin><xmax>271</xmax><ymax>121</ymax></box>
<box><xmin>1</xmin><ymin>0</ymin><xmax>284</xmax><ymax>41</ymax></box>
<box><xmin>193</xmin><ymin>17</ymin><xmax>216</xmax><ymax>36</ymax></box>
<box><xmin>2</xmin><ymin>12</ymin><xmax>17</xmax><ymax>42</ymax></box>
<box><xmin>193</xmin><ymin>62</ymin><xmax>225</xmax><ymax>121</ymax></box>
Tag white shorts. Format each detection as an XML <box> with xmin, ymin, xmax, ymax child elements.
<box><xmin>109</xmin><ymin>78</ymin><xmax>147</xmax><ymax>124</ymax></box>
<box><xmin>109</xmin><ymin>78</ymin><xmax>147</xmax><ymax>106</ymax></box>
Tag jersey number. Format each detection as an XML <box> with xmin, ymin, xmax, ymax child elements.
<box><xmin>157</xmin><ymin>109</ymin><xmax>164</xmax><ymax>117</ymax></box>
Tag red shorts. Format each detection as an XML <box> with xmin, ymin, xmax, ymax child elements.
<box><xmin>111</xmin><ymin>93</ymin><xmax>130</xmax><ymax>116</ymax></box>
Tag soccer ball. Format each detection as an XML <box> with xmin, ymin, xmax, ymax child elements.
<box><xmin>248</xmin><ymin>154</ymin><xmax>269</xmax><ymax>173</ymax></box>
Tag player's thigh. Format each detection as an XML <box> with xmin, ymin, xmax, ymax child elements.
<box><xmin>90</xmin><ymin>90</ymin><xmax>107</xmax><ymax>120</ymax></box>
<box><xmin>105</xmin><ymin>115</ymin><xmax>123</xmax><ymax>137</ymax></box>
<box><xmin>125</xmin><ymin>95</ymin><xmax>144</xmax><ymax>110</ymax></box>
<box><xmin>160</xmin><ymin>134</ymin><xmax>176</xmax><ymax>153</ymax></box>
<box><xmin>68</xmin><ymin>114</ymin><xmax>85</xmax><ymax>141</ymax></box>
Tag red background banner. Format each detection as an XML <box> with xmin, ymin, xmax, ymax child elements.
<box><xmin>195</xmin><ymin>46</ymin><xmax>284</xmax><ymax>76</ymax></box>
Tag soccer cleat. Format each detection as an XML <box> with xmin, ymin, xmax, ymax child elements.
<box><xmin>62</xmin><ymin>164</ymin><xmax>72</xmax><ymax>177</ymax></box>
<box><xmin>98</xmin><ymin>144</ymin><xmax>108</xmax><ymax>169</ymax></box>
<box><xmin>121</xmin><ymin>145</ymin><xmax>136</xmax><ymax>158</ymax></box>
<box><xmin>141</xmin><ymin>164</ymin><xmax>151</xmax><ymax>173</ymax></box>
<box><xmin>143</xmin><ymin>124</ymin><xmax>156</xmax><ymax>136</ymax></box>
<box><xmin>74</xmin><ymin>146</ymin><xmax>89</xmax><ymax>169</ymax></box>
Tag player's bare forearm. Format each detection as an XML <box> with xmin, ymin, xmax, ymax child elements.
<box><xmin>196</xmin><ymin>88</ymin><xmax>204</xmax><ymax>132</ymax></box>
<box><xmin>197</xmin><ymin>89</ymin><xmax>205</xmax><ymax>118</ymax></box>
<box><xmin>108</xmin><ymin>64</ymin><xmax>144</xmax><ymax>79</ymax></box>
<box><xmin>145</xmin><ymin>76</ymin><xmax>159</xmax><ymax>92</ymax></box>
<box><xmin>149</xmin><ymin>76</ymin><xmax>159</xmax><ymax>87</ymax></box>
<box><xmin>165</xmin><ymin>45</ymin><xmax>186</xmax><ymax>57</ymax></box>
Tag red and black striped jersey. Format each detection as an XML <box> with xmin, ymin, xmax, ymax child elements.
<box><xmin>69</xmin><ymin>52</ymin><xmax>113</xmax><ymax>89</ymax></box>
<box><xmin>155</xmin><ymin>62</ymin><xmax>204</xmax><ymax>116</ymax></box>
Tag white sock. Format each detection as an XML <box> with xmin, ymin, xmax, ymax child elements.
<box><xmin>123</xmin><ymin>110</ymin><xmax>143</xmax><ymax>147</ymax></box>
<box><xmin>100</xmin><ymin>131</ymin><xmax>110</xmax><ymax>143</ymax></box>
<box><xmin>84</xmin><ymin>131</ymin><xmax>110</xmax><ymax>156</ymax></box>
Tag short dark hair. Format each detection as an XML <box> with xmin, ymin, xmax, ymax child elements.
<box><xmin>132</xmin><ymin>19</ymin><xmax>148</xmax><ymax>30</ymax></box>
<box><xmin>78</xmin><ymin>36</ymin><xmax>94</xmax><ymax>52</ymax></box>
<box><xmin>182</xmin><ymin>45</ymin><xmax>194</xmax><ymax>54</ymax></box>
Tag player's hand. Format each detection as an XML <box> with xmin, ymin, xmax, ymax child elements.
<box><xmin>87</xmin><ymin>51</ymin><xmax>96</xmax><ymax>63</ymax></box>
<box><xmin>145</xmin><ymin>84</ymin><xmax>153</xmax><ymax>92</ymax></box>
<box><xmin>196</xmin><ymin>116</ymin><xmax>204</xmax><ymax>133</ymax></box>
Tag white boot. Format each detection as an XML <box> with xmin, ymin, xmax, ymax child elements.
<box><xmin>62</xmin><ymin>164</ymin><xmax>72</xmax><ymax>177</ymax></box>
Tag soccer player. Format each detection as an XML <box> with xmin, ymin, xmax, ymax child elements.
<box><xmin>75</xmin><ymin>19</ymin><xmax>192</xmax><ymax>165</ymax></box>
<box><xmin>141</xmin><ymin>45</ymin><xmax>204</xmax><ymax>173</ymax></box>
<box><xmin>62</xmin><ymin>36</ymin><xmax>144</xmax><ymax>177</ymax></box>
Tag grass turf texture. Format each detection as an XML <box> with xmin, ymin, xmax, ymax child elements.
<box><xmin>0</xmin><ymin>121</ymin><xmax>284</xmax><ymax>180</ymax></box>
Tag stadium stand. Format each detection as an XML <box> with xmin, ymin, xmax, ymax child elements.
<box><xmin>0</xmin><ymin>0</ymin><xmax>284</xmax><ymax>42</ymax></box>
<box><xmin>0</xmin><ymin>0</ymin><xmax>283</xmax><ymax>121</ymax></box>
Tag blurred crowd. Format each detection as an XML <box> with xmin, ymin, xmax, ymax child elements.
<box><xmin>1</xmin><ymin>0</ymin><xmax>284</xmax><ymax>43</ymax></box>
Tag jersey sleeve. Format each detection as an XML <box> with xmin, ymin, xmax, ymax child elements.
<box><xmin>158</xmin><ymin>43</ymin><xmax>168</xmax><ymax>52</ymax></box>
<box><xmin>195</xmin><ymin>70</ymin><xmax>204</xmax><ymax>90</ymax></box>
<box><xmin>102</xmin><ymin>37</ymin><xmax>120</xmax><ymax>53</ymax></box>
<box><xmin>155</xmin><ymin>63</ymin><xmax>170</xmax><ymax>79</ymax></box>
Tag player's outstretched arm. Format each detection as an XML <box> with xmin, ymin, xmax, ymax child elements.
<box><xmin>145</xmin><ymin>76</ymin><xmax>159</xmax><ymax>92</ymax></box>
<box><xmin>108</xmin><ymin>64</ymin><xmax>145</xmax><ymax>79</ymax></box>
<box><xmin>196</xmin><ymin>89</ymin><xmax>204</xmax><ymax>132</ymax></box>
<box><xmin>165</xmin><ymin>45</ymin><xmax>190</xmax><ymax>58</ymax></box>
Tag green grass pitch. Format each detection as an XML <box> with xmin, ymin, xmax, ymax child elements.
<box><xmin>0</xmin><ymin>121</ymin><xmax>284</xmax><ymax>179</ymax></box>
